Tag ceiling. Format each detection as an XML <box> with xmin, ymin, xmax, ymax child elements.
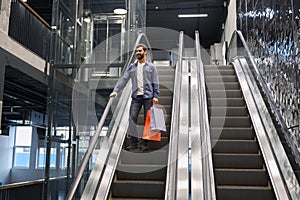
<box><xmin>25</xmin><ymin>0</ymin><xmax>228</xmax><ymax>48</ymax></box>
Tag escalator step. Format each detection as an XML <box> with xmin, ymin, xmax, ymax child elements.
<box><xmin>116</xmin><ymin>166</ymin><xmax>166</xmax><ymax>181</ymax></box>
<box><xmin>209</xmin><ymin>107</ymin><xmax>248</xmax><ymax>116</ymax></box>
<box><xmin>207</xmin><ymin>89</ymin><xmax>242</xmax><ymax>98</ymax></box>
<box><xmin>208</xmin><ymin>98</ymin><xmax>245</xmax><ymax>107</ymax></box>
<box><xmin>120</xmin><ymin>150</ymin><xmax>168</xmax><ymax>165</ymax></box>
<box><xmin>215</xmin><ymin>169</ymin><xmax>269</xmax><ymax>186</ymax></box>
<box><xmin>205</xmin><ymin>65</ymin><xmax>234</xmax><ymax>70</ymax></box>
<box><xmin>212</xmin><ymin>140</ymin><xmax>258</xmax><ymax>154</ymax></box>
<box><xmin>216</xmin><ymin>185</ymin><xmax>274</xmax><ymax>200</ymax></box>
<box><xmin>111</xmin><ymin>180</ymin><xmax>165</xmax><ymax>198</ymax></box>
<box><xmin>213</xmin><ymin>153</ymin><xmax>263</xmax><ymax>169</ymax></box>
<box><xmin>210</xmin><ymin>127</ymin><xmax>255</xmax><ymax>140</ymax></box>
<box><xmin>205</xmin><ymin>69</ymin><xmax>235</xmax><ymax>76</ymax></box>
<box><xmin>206</xmin><ymin>82</ymin><xmax>241</xmax><ymax>90</ymax></box>
<box><xmin>206</xmin><ymin>75</ymin><xmax>238</xmax><ymax>82</ymax></box>
<box><xmin>210</xmin><ymin>116</ymin><xmax>252</xmax><ymax>127</ymax></box>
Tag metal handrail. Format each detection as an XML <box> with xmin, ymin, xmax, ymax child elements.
<box><xmin>164</xmin><ymin>31</ymin><xmax>184</xmax><ymax>200</ymax></box>
<box><xmin>66</xmin><ymin>31</ymin><xmax>153</xmax><ymax>200</ymax></box>
<box><xmin>195</xmin><ymin>31</ymin><xmax>216</xmax><ymax>200</ymax></box>
<box><xmin>229</xmin><ymin>30</ymin><xmax>300</xmax><ymax>199</ymax></box>
<box><xmin>190</xmin><ymin>31</ymin><xmax>204</xmax><ymax>199</ymax></box>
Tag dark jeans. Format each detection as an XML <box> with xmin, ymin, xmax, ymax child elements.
<box><xmin>128</xmin><ymin>96</ymin><xmax>153</xmax><ymax>147</ymax></box>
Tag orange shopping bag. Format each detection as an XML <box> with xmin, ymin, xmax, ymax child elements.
<box><xmin>142</xmin><ymin>110</ymin><xmax>161</xmax><ymax>141</ymax></box>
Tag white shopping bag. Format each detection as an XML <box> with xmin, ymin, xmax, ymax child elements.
<box><xmin>150</xmin><ymin>106</ymin><xmax>166</xmax><ymax>132</ymax></box>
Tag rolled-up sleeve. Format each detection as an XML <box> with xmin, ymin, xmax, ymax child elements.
<box><xmin>152</xmin><ymin>65</ymin><xmax>159</xmax><ymax>98</ymax></box>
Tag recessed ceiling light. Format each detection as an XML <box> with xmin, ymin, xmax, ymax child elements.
<box><xmin>178</xmin><ymin>14</ymin><xmax>208</xmax><ymax>18</ymax></box>
<box><xmin>113</xmin><ymin>8</ymin><xmax>127</xmax><ymax>15</ymax></box>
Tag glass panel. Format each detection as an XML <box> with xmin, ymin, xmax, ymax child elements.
<box><xmin>14</xmin><ymin>147</ymin><xmax>30</xmax><ymax>167</ymax></box>
<box><xmin>15</xmin><ymin>126</ymin><xmax>32</xmax><ymax>146</ymax></box>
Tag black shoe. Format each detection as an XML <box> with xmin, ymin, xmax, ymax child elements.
<box><xmin>126</xmin><ymin>145</ymin><xmax>138</xmax><ymax>151</ymax></box>
<box><xmin>140</xmin><ymin>144</ymin><xmax>149</xmax><ymax>151</ymax></box>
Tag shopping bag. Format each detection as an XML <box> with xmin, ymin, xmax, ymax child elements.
<box><xmin>142</xmin><ymin>110</ymin><xmax>161</xmax><ymax>141</ymax></box>
<box><xmin>150</xmin><ymin>106</ymin><xmax>166</xmax><ymax>132</ymax></box>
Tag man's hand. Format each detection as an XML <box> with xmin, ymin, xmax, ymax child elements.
<box><xmin>109</xmin><ymin>92</ymin><xmax>118</xmax><ymax>98</ymax></box>
<box><xmin>153</xmin><ymin>97</ymin><xmax>158</xmax><ymax>105</ymax></box>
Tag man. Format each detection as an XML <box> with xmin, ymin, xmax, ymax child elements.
<box><xmin>110</xmin><ymin>44</ymin><xmax>159</xmax><ymax>151</ymax></box>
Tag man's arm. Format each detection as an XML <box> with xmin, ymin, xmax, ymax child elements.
<box><xmin>152</xmin><ymin>65</ymin><xmax>159</xmax><ymax>104</ymax></box>
<box><xmin>110</xmin><ymin>65</ymin><xmax>131</xmax><ymax>97</ymax></box>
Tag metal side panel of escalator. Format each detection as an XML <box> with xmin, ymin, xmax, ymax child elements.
<box><xmin>204</xmin><ymin>64</ymin><xmax>276</xmax><ymax>200</ymax></box>
<box><xmin>108</xmin><ymin>65</ymin><xmax>175</xmax><ymax>199</ymax></box>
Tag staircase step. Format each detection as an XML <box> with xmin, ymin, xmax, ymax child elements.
<box><xmin>215</xmin><ymin>169</ymin><xmax>269</xmax><ymax>186</ymax></box>
<box><xmin>210</xmin><ymin>127</ymin><xmax>255</xmax><ymax>140</ymax></box>
<box><xmin>216</xmin><ymin>185</ymin><xmax>274</xmax><ymax>200</ymax></box>
<box><xmin>213</xmin><ymin>153</ymin><xmax>263</xmax><ymax>169</ymax></box>
<box><xmin>212</xmin><ymin>140</ymin><xmax>258</xmax><ymax>154</ymax></box>
<box><xmin>111</xmin><ymin>180</ymin><xmax>165</xmax><ymax>198</ymax></box>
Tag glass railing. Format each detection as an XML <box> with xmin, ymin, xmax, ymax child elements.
<box><xmin>228</xmin><ymin>30</ymin><xmax>300</xmax><ymax>199</ymax></box>
<box><xmin>228</xmin><ymin>30</ymin><xmax>300</xmax><ymax>165</ymax></box>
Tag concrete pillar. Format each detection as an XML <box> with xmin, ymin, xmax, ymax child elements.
<box><xmin>0</xmin><ymin>61</ymin><xmax>5</xmax><ymax>131</ymax></box>
<box><xmin>0</xmin><ymin>0</ymin><xmax>11</xmax><ymax>34</ymax></box>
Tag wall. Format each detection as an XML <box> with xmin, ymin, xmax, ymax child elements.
<box><xmin>0</xmin><ymin>126</ymin><xmax>15</xmax><ymax>184</ymax></box>
<box><xmin>223</xmin><ymin>0</ymin><xmax>237</xmax><ymax>43</ymax></box>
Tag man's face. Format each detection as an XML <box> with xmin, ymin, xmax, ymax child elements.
<box><xmin>135</xmin><ymin>47</ymin><xmax>147</xmax><ymax>60</ymax></box>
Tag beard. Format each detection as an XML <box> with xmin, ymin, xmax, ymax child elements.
<box><xmin>136</xmin><ymin>54</ymin><xmax>144</xmax><ymax>60</ymax></box>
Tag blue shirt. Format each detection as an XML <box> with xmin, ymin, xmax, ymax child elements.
<box><xmin>113</xmin><ymin>61</ymin><xmax>159</xmax><ymax>99</ymax></box>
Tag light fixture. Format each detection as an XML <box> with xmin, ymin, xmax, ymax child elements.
<box><xmin>113</xmin><ymin>8</ymin><xmax>127</xmax><ymax>15</ymax></box>
<box><xmin>178</xmin><ymin>14</ymin><xmax>208</xmax><ymax>18</ymax></box>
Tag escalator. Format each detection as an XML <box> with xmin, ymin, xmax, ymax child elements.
<box><xmin>109</xmin><ymin>65</ymin><xmax>175</xmax><ymax>199</ymax></box>
<box><xmin>205</xmin><ymin>64</ymin><xmax>276</xmax><ymax>199</ymax></box>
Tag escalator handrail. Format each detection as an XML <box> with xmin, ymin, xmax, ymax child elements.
<box><xmin>164</xmin><ymin>31</ymin><xmax>184</xmax><ymax>200</ymax></box>
<box><xmin>66</xmin><ymin>31</ymin><xmax>153</xmax><ymax>200</ymax></box>
<box><xmin>195</xmin><ymin>31</ymin><xmax>216</xmax><ymax>200</ymax></box>
<box><xmin>230</xmin><ymin>30</ymin><xmax>300</xmax><ymax>199</ymax></box>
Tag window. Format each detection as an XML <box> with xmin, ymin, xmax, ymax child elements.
<box><xmin>36</xmin><ymin>147</ymin><xmax>57</xmax><ymax>168</ymax></box>
<box><xmin>14</xmin><ymin>126</ymin><xmax>32</xmax><ymax>168</ymax></box>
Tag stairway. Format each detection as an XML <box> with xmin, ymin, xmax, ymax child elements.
<box><xmin>205</xmin><ymin>65</ymin><xmax>275</xmax><ymax>200</ymax></box>
<box><xmin>109</xmin><ymin>65</ymin><xmax>174</xmax><ymax>199</ymax></box>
